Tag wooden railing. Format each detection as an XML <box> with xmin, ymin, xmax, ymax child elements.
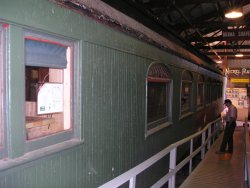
<box><xmin>98</xmin><ymin>118</ymin><xmax>223</xmax><ymax>188</ymax></box>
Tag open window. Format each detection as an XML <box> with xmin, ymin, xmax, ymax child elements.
<box><xmin>146</xmin><ymin>63</ymin><xmax>172</xmax><ymax>135</ymax></box>
<box><xmin>181</xmin><ymin>70</ymin><xmax>193</xmax><ymax>115</ymax></box>
<box><xmin>24</xmin><ymin>34</ymin><xmax>74</xmax><ymax>142</ymax></box>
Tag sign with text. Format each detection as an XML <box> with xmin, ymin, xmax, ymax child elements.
<box><xmin>231</xmin><ymin>78</ymin><xmax>250</xmax><ymax>83</ymax></box>
<box><xmin>37</xmin><ymin>83</ymin><xmax>63</xmax><ymax>114</ymax></box>
<box><xmin>226</xmin><ymin>67</ymin><xmax>250</xmax><ymax>77</ymax></box>
<box><xmin>222</xmin><ymin>28</ymin><xmax>250</xmax><ymax>40</ymax></box>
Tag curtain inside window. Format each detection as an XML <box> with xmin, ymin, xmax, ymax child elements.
<box><xmin>25</xmin><ymin>39</ymin><xmax>67</xmax><ymax>68</ymax></box>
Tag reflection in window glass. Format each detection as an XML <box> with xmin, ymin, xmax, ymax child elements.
<box><xmin>181</xmin><ymin>71</ymin><xmax>193</xmax><ymax>114</ymax></box>
<box><xmin>147</xmin><ymin>63</ymin><xmax>172</xmax><ymax>131</ymax></box>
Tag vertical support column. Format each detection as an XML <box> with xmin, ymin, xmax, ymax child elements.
<box><xmin>168</xmin><ymin>148</ymin><xmax>177</xmax><ymax>188</ymax></box>
<box><xmin>247</xmin><ymin>85</ymin><xmax>250</xmax><ymax>120</ymax></box>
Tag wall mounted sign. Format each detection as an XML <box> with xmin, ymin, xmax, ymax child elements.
<box><xmin>226</xmin><ymin>67</ymin><xmax>250</xmax><ymax>77</ymax></box>
<box><xmin>37</xmin><ymin>83</ymin><xmax>63</xmax><ymax>114</ymax></box>
<box><xmin>230</xmin><ymin>78</ymin><xmax>250</xmax><ymax>83</ymax></box>
<box><xmin>222</xmin><ymin>28</ymin><xmax>250</xmax><ymax>40</ymax></box>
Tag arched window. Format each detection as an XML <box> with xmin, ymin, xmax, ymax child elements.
<box><xmin>181</xmin><ymin>70</ymin><xmax>193</xmax><ymax>115</ymax></box>
<box><xmin>146</xmin><ymin>63</ymin><xmax>172</xmax><ymax>134</ymax></box>
<box><xmin>197</xmin><ymin>75</ymin><xmax>204</xmax><ymax>108</ymax></box>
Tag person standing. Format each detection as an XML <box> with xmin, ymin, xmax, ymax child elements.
<box><xmin>216</xmin><ymin>99</ymin><xmax>238</xmax><ymax>154</ymax></box>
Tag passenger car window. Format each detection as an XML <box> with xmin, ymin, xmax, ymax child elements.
<box><xmin>24</xmin><ymin>32</ymin><xmax>80</xmax><ymax>151</ymax></box>
<box><xmin>181</xmin><ymin>70</ymin><xmax>193</xmax><ymax>115</ymax></box>
<box><xmin>25</xmin><ymin>37</ymin><xmax>71</xmax><ymax>140</ymax></box>
<box><xmin>146</xmin><ymin>63</ymin><xmax>172</xmax><ymax>135</ymax></box>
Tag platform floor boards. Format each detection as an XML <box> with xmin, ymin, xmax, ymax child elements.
<box><xmin>180</xmin><ymin>126</ymin><xmax>247</xmax><ymax>188</ymax></box>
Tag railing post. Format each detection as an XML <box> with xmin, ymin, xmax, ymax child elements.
<box><xmin>168</xmin><ymin>148</ymin><xmax>177</xmax><ymax>188</ymax></box>
<box><xmin>189</xmin><ymin>138</ymin><xmax>193</xmax><ymax>174</ymax></box>
<box><xmin>207</xmin><ymin>126</ymin><xmax>211</xmax><ymax>150</ymax></box>
<box><xmin>129</xmin><ymin>177</ymin><xmax>136</xmax><ymax>188</ymax></box>
<box><xmin>245</xmin><ymin>156</ymin><xmax>247</xmax><ymax>181</ymax></box>
<box><xmin>201</xmin><ymin>131</ymin><xmax>206</xmax><ymax>159</ymax></box>
<box><xmin>212</xmin><ymin>122</ymin><xmax>216</xmax><ymax>142</ymax></box>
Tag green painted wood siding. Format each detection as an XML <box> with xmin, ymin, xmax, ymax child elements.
<box><xmin>0</xmin><ymin>0</ymin><xmax>223</xmax><ymax>187</ymax></box>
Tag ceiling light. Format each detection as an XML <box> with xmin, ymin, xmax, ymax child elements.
<box><xmin>235</xmin><ymin>53</ymin><xmax>244</xmax><ymax>57</ymax></box>
<box><xmin>216</xmin><ymin>60</ymin><xmax>223</xmax><ymax>64</ymax></box>
<box><xmin>225</xmin><ymin>8</ymin><xmax>243</xmax><ymax>19</ymax></box>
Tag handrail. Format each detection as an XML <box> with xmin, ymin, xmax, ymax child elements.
<box><xmin>98</xmin><ymin>118</ymin><xmax>222</xmax><ymax>188</ymax></box>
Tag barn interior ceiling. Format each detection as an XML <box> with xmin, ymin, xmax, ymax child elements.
<box><xmin>54</xmin><ymin>0</ymin><xmax>250</xmax><ymax>70</ymax></box>
<box><xmin>99</xmin><ymin>0</ymin><xmax>250</xmax><ymax>68</ymax></box>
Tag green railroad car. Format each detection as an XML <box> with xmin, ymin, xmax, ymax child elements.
<box><xmin>0</xmin><ymin>0</ymin><xmax>224</xmax><ymax>187</ymax></box>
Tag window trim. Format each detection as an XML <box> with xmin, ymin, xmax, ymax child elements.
<box><xmin>0</xmin><ymin>24</ymin><xmax>8</xmax><ymax>159</ymax></box>
<box><xmin>145</xmin><ymin>63</ymin><xmax>173</xmax><ymax>137</ymax></box>
<box><xmin>23</xmin><ymin>30</ymin><xmax>82</xmax><ymax>152</ymax></box>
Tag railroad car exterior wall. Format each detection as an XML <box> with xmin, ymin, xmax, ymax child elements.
<box><xmin>0</xmin><ymin>0</ymin><xmax>224</xmax><ymax>187</ymax></box>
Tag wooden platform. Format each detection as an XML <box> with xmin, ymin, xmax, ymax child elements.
<box><xmin>180</xmin><ymin>126</ymin><xmax>248</xmax><ymax>188</ymax></box>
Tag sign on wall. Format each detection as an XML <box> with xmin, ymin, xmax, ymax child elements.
<box><xmin>222</xmin><ymin>28</ymin><xmax>250</xmax><ymax>40</ymax></box>
<box><xmin>226</xmin><ymin>67</ymin><xmax>250</xmax><ymax>77</ymax></box>
<box><xmin>37</xmin><ymin>83</ymin><xmax>63</xmax><ymax>114</ymax></box>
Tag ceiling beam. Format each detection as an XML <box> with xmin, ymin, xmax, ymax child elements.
<box><xmin>209</xmin><ymin>56</ymin><xmax>250</xmax><ymax>59</ymax></box>
<box><xmin>204</xmin><ymin>52</ymin><xmax>250</xmax><ymax>56</ymax></box>
<box><xmin>197</xmin><ymin>45</ymin><xmax>250</xmax><ymax>49</ymax></box>
<box><xmin>191</xmin><ymin>36</ymin><xmax>250</xmax><ymax>42</ymax></box>
<box><xmin>138</xmin><ymin>0</ymin><xmax>222</xmax><ymax>8</ymax></box>
<box><xmin>175</xmin><ymin>21</ymin><xmax>248</xmax><ymax>31</ymax></box>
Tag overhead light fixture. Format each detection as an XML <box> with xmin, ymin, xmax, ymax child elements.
<box><xmin>216</xmin><ymin>60</ymin><xmax>223</xmax><ymax>64</ymax></box>
<box><xmin>225</xmin><ymin>8</ymin><xmax>243</xmax><ymax>19</ymax></box>
<box><xmin>235</xmin><ymin>53</ymin><xmax>244</xmax><ymax>57</ymax></box>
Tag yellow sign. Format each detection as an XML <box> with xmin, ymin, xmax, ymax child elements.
<box><xmin>231</xmin><ymin>78</ymin><xmax>250</xmax><ymax>83</ymax></box>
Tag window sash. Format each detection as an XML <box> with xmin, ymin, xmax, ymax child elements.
<box><xmin>197</xmin><ymin>83</ymin><xmax>204</xmax><ymax>107</ymax></box>
<box><xmin>181</xmin><ymin>82</ymin><xmax>192</xmax><ymax>113</ymax></box>
<box><xmin>147</xmin><ymin>82</ymin><xmax>169</xmax><ymax>124</ymax></box>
